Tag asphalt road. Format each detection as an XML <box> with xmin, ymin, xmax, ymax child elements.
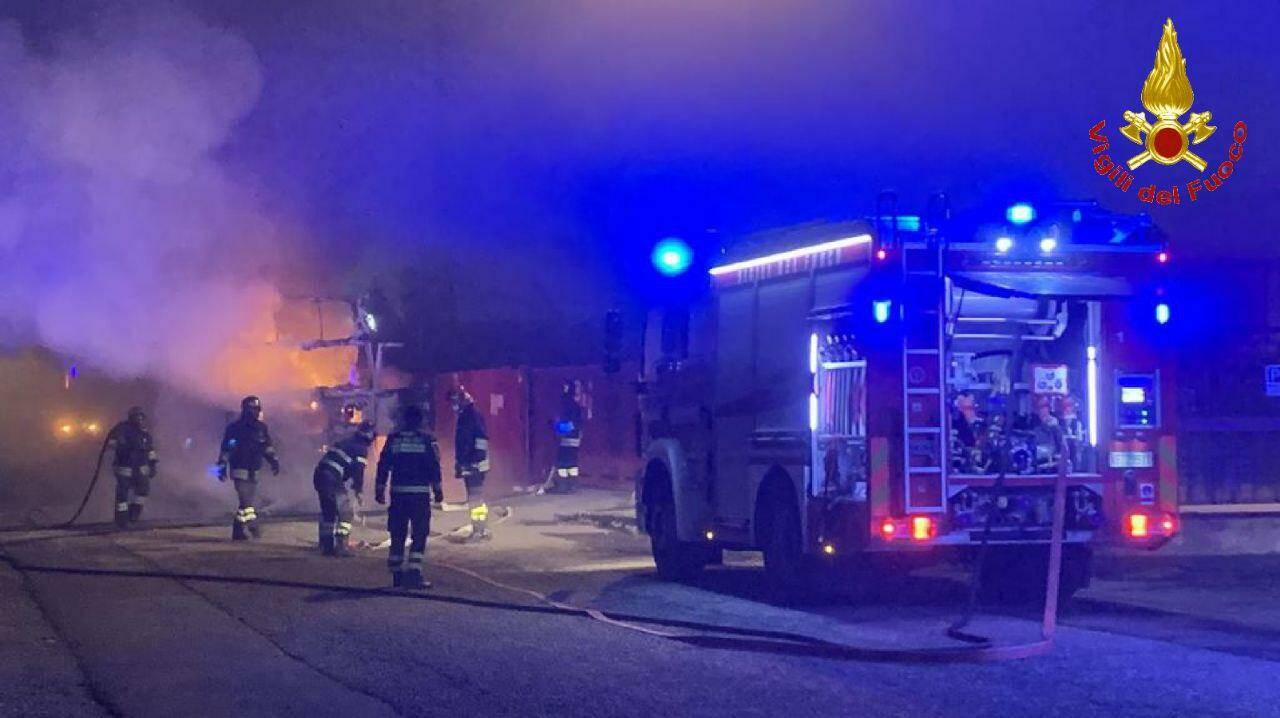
<box><xmin>2</xmin><ymin>490</ymin><xmax>1278</xmax><ymax>718</ymax></box>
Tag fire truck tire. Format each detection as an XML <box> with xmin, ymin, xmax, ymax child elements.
<box><xmin>649</xmin><ymin>497</ymin><xmax>703</xmax><ymax>581</ymax></box>
<box><xmin>761</xmin><ymin>494</ymin><xmax>812</xmax><ymax>601</ymax></box>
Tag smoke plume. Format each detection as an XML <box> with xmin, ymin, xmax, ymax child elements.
<box><xmin>0</xmin><ymin>5</ymin><xmax>324</xmax><ymax>401</ymax></box>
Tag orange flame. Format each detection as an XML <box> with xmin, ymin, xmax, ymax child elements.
<box><xmin>207</xmin><ymin>295</ymin><xmax>358</xmax><ymax>403</ymax></box>
<box><xmin>1141</xmin><ymin>19</ymin><xmax>1194</xmax><ymax>120</ymax></box>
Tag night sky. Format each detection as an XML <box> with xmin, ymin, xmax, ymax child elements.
<box><xmin>3</xmin><ymin>0</ymin><xmax>1277</xmax><ymax>359</ymax></box>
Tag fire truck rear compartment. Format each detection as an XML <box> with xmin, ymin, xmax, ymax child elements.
<box><xmin>948</xmin><ymin>484</ymin><xmax>1103</xmax><ymax>535</ymax></box>
<box><xmin>944</xmin><ymin>290</ymin><xmax>1100</xmax><ymax>479</ymax></box>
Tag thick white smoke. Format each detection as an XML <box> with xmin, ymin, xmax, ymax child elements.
<box><xmin>0</xmin><ymin>6</ymin><xmax>289</xmax><ymax>399</ymax></box>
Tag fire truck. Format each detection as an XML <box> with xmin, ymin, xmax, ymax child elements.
<box><xmin>634</xmin><ymin>200</ymin><xmax>1178</xmax><ymax>599</ymax></box>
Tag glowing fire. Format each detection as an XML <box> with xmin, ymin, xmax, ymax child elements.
<box><xmin>207</xmin><ymin>295</ymin><xmax>358</xmax><ymax>402</ymax></box>
<box><xmin>1141</xmin><ymin>19</ymin><xmax>1194</xmax><ymax>120</ymax></box>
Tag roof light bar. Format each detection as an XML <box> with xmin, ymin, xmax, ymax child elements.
<box><xmin>709</xmin><ymin>234</ymin><xmax>872</xmax><ymax>276</ymax></box>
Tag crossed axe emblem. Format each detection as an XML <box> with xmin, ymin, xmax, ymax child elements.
<box><xmin>1120</xmin><ymin>110</ymin><xmax>1216</xmax><ymax>171</ymax></box>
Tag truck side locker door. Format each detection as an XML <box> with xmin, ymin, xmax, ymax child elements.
<box><xmin>713</xmin><ymin>286</ymin><xmax>757</xmax><ymax>524</ymax></box>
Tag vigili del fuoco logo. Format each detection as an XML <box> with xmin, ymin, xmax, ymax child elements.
<box><xmin>1088</xmin><ymin>19</ymin><xmax>1247</xmax><ymax>205</ymax></box>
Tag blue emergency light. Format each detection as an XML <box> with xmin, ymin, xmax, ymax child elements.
<box><xmin>651</xmin><ymin>238</ymin><xmax>693</xmax><ymax>277</ymax></box>
<box><xmin>1007</xmin><ymin>203</ymin><xmax>1036</xmax><ymax>225</ymax></box>
<box><xmin>1155</xmin><ymin>303</ymin><xmax>1170</xmax><ymax>325</ymax></box>
<box><xmin>873</xmin><ymin>300</ymin><xmax>892</xmax><ymax>324</ymax></box>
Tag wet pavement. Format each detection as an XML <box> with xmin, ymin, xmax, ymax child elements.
<box><xmin>1</xmin><ymin>489</ymin><xmax>1277</xmax><ymax>717</ymax></box>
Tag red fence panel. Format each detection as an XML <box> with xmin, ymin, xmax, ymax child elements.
<box><xmin>527</xmin><ymin>363</ymin><xmax>641</xmax><ymax>488</ymax></box>
<box><xmin>432</xmin><ymin>368</ymin><xmax>530</xmax><ymax>503</ymax></box>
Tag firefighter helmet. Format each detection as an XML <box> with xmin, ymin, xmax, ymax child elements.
<box><xmin>127</xmin><ymin>406</ymin><xmax>146</xmax><ymax>425</ymax></box>
<box><xmin>355</xmin><ymin>420</ymin><xmax>376</xmax><ymax>443</ymax></box>
<box><xmin>448</xmin><ymin>387</ymin><xmax>473</xmax><ymax>411</ymax></box>
<box><xmin>400</xmin><ymin>404</ymin><xmax>424</xmax><ymax>429</ymax></box>
<box><xmin>241</xmin><ymin>395</ymin><xmax>262</xmax><ymax>419</ymax></box>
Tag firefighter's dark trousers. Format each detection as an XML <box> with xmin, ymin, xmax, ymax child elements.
<box><xmin>387</xmin><ymin>493</ymin><xmax>431</xmax><ymax>576</ymax></box>
<box><xmin>232</xmin><ymin>477</ymin><xmax>260</xmax><ymax>540</ymax></box>
<box><xmin>113</xmin><ymin>467</ymin><xmax>151</xmax><ymax>525</ymax></box>
<box><xmin>314</xmin><ymin>470</ymin><xmax>353</xmax><ymax>551</ymax></box>
<box><xmin>554</xmin><ymin>442</ymin><xmax>580</xmax><ymax>493</ymax></box>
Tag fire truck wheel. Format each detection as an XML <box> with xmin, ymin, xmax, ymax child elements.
<box><xmin>649</xmin><ymin>497</ymin><xmax>703</xmax><ymax>581</ymax></box>
<box><xmin>761</xmin><ymin>494</ymin><xmax>811</xmax><ymax>601</ymax></box>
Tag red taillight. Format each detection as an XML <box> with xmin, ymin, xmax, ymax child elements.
<box><xmin>910</xmin><ymin>516</ymin><xmax>935</xmax><ymax>541</ymax></box>
<box><xmin>1157</xmin><ymin>251</ymin><xmax>1169</xmax><ymax>264</ymax></box>
<box><xmin>1127</xmin><ymin>512</ymin><xmax>1150</xmax><ymax>538</ymax></box>
<box><xmin>1126</xmin><ymin>512</ymin><xmax>1176</xmax><ymax>539</ymax></box>
<box><xmin>880</xmin><ymin>519</ymin><xmax>896</xmax><ymax>538</ymax></box>
<box><xmin>876</xmin><ymin>248</ymin><xmax>888</xmax><ymax>261</ymax></box>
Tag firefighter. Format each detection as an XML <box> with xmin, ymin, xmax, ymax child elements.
<box><xmin>313</xmin><ymin>421</ymin><xmax>375</xmax><ymax>557</ymax></box>
<box><xmin>375</xmin><ymin>404</ymin><xmax>442</xmax><ymax>589</ymax></box>
<box><xmin>105</xmin><ymin>406</ymin><xmax>158</xmax><ymax>529</ymax></box>
<box><xmin>552</xmin><ymin>379</ymin><xmax>583</xmax><ymax>494</ymax></box>
<box><xmin>216</xmin><ymin>395</ymin><xmax>280</xmax><ymax>540</ymax></box>
<box><xmin>450</xmin><ymin>388</ymin><xmax>492</xmax><ymax>542</ymax></box>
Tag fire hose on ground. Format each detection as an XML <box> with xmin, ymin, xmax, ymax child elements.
<box><xmin>5</xmin><ymin>434</ymin><xmax>112</xmax><ymax>533</ymax></box>
<box><xmin>5</xmin><ymin>430</ymin><xmax>1069</xmax><ymax>662</ymax></box>
<box><xmin>435</xmin><ymin>458</ymin><xmax>1067</xmax><ymax>665</ymax></box>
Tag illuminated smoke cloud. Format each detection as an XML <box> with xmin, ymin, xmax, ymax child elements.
<box><xmin>0</xmin><ymin>6</ymin><xmax>294</xmax><ymax>399</ymax></box>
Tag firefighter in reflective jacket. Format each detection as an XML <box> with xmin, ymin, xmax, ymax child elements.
<box><xmin>314</xmin><ymin>421</ymin><xmax>375</xmax><ymax>557</ymax></box>
<box><xmin>106</xmin><ymin>406</ymin><xmax>157</xmax><ymax>529</ymax></box>
<box><xmin>217</xmin><ymin>396</ymin><xmax>280</xmax><ymax>540</ymax></box>
<box><xmin>552</xmin><ymin>379</ymin><xmax>583</xmax><ymax>494</ymax></box>
<box><xmin>450</xmin><ymin>388</ymin><xmax>492</xmax><ymax>541</ymax></box>
<box><xmin>375</xmin><ymin>405</ymin><xmax>442</xmax><ymax>589</ymax></box>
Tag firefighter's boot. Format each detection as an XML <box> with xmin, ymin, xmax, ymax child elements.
<box><xmin>467</xmin><ymin>503</ymin><xmax>491</xmax><ymax>542</ymax></box>
<box><xmin>401</xmin><ymin>568</ymin><xmax>430</xmax><ymax>590</ymax></box>
<box><xmin>114</xmin><ymin>503</ymin><xmax>129</xmax><ymax>530</ymax></box>
<box><xmin>319</xmin><ymin>534</ymin><xmax>337</xmax><ymax>556</ymax></box>
<box><xmin>333</xmin><ymin>533</ymin><xmax>352</xmax><ymax>557</ymax></box>
<box><xmin>245</xmin><ymin>508</ymin><xmax>262</xmax><ymax>539</ymax></box>
<box><xmin>127</xmin><ymin>502</ymin><xmax>145</xmax><ymax>524</ymax></box>
<box><xmin>391</xmin><ymin>570</ymin><xmax>404</xmax><ymax>588</ymax></box>
<box><xmin>232</xmin><ymin>512</ymin><xmax>249</xmax><ymax>541</ymax></box>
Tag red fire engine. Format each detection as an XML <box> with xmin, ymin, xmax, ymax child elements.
<box><xmin>634</xmin><ymin>200</ymin><xmax>1178</xmax><ymax>599</ymax></box>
